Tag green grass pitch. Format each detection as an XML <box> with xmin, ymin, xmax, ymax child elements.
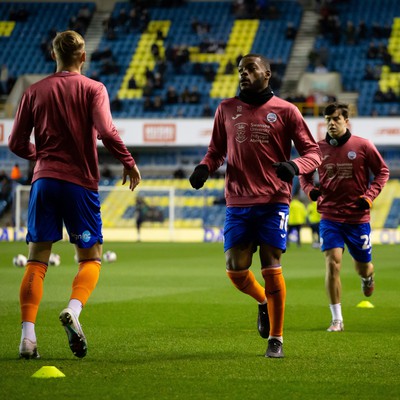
<box><xmin>0</xmin><ymin>241</ymin><xmax>399</xmax><ymax>400</ymax></box>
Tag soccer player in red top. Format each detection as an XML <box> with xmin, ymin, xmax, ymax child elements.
<box><xmin>189</xmin><ymin>54</ymin><xmax>322</xmax><ymax>358</ymax></box>
<box><xmin>300</xmin><ymin>102</ymin><xmax>389</xmax><ymax>332</ymax></box>
<box><xmin>9</xmin><ymin>30</ymin><xmax>141</xmax><ymax>359</ymax></box>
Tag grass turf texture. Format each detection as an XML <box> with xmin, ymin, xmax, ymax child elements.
<box><xmin>0</xmin><ymin>241</ymin><xmax>399</xmax><ymax>400</ymax></box>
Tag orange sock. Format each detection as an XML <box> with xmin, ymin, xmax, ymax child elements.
<box><xmin>20</xmin><ymin>261</ymin><xmax>48</xmax><ymax>323</ymax></box>
<box><xmin>261</xmin><ymin>267</ymin><xmax>286</xmax><ymax>337</ymax></box>
<box><xmin>226</xmin><ymin>269</ymin><xmax>266</xmax><ymax>303</ymax></box>
<box><xmin>70</xmin><ymin>260</ymin><xmax>101</xmax><ymax>306</ymax></box>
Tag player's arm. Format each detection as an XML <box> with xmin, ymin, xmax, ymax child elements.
<box><xmin>299</xmin><ymin>172</ymin><xmax>321</xmax><ymax>201</ymax></box>
<box><xmin>122</xmin><ymin>164</ymin><xmax>141</xmax><ymax>191</ymax></box>
<box><xmin>92</xmin><ymin>84</ymin><xmax>136</xmax><ymax>170</ymax></box>
<box><xmin>189</xmin><ymin>106</ymin><xmax>227</xmax><ymax>189</ymax></box>
<box><xmin>8</xmin><ymin>93</ymin><xmax>36</xmax><ymax>160</ymax></box>
<box><xmin>363</xmin><ymin>142</ymin><xmax>390</xmax><ymax>202</ymax></box>
<box><xmin>286</xmin><ymin>107</ymin><xmax>322</xmax><ymax>175</ymax></box>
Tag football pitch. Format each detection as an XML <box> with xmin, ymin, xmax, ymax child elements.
<box><xmin>0</xmin><ymin>241</ymin><xmax>399</xmax><ymax>400</ymax></box>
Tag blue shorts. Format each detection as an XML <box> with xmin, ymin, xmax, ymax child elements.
<box><xmin>27</xmin><ymin>178</ymin><xmax>103</xmax><ymax>248</ymax></box>
<box><xmin>223</xmin><ymin>204</ymin><xmax>289</xmax><ymax>252</ymax></box>
<box><xmin>319</xmin><ymin>219</ymin><xmax>372</xmax><ymax>263</ymax></box>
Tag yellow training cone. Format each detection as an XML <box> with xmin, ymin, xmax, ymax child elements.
<box><xmin>31</xmin><ymin>366</ymin><xmax>65</xmax><ymax>379</ymax></box>
<box><xmin>357</xmin><ymin>300</ymin><xmax>374</xmax><ymax>308</ymax></box>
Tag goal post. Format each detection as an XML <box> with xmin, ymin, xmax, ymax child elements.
<box><xmin>13</xmin><ymin>181</ymin><xmax>226</xmax><ymax>242</ymax></box>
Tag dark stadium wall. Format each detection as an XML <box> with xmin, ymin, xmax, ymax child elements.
<box><xmin>5</xmin><ymin>0</ymin><xmax>116</xmax><ymax>12</ymax></box>
<box><xmin>5</xmin><ymin>0</ymin><xmax>234</xmax><ymax>12</ymax></box>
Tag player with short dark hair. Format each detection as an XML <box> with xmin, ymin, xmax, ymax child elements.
<box><xmin>300</xmin><ymin>102</ymin><xmax>389</xmax><ymax>332</ymax></box>
<box><xmin>189</xmin><ymin>53</ymin><xmax>322</xmax><ymax>358</ymax></box>
<box><xmin>9</xmin><ymin>30</ymin><xmax>141</xmax><ymax>359</ymax></box>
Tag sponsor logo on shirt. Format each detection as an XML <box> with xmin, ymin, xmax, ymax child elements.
<box><xmin>232</xmin><ymin>106</ymin><xmax>243</xmax><ymax>120</ymax></box>
<box><xmin>234</xmin><ymin>122</ymin><xmax>248</xmax><ymax>143</ymax></box>
<box><xmin>250</xmin><ymin>123</ymin><xmax>271</xmax><ymax>143</ymax></box>
<box><xmin>348</xmin><ymin>151</ymin><xmax>357</xmax><ymax>160</ymax></box>
<box><xmin>266</xmin><ymin>112</ymin><xmax>277</xmax><ymax>123</ymax></box>
<box><xmin>325</xmin><ymin>163</ymin><xmax>353</xmax><ymax>179</ymax></box>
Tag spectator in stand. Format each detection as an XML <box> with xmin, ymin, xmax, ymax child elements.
<box><xmin>110</xmin><ymin>96</ymin><xmax>123</xmax><ymax>112</ymax></box>
<box><xmin>188</xmin><ymin>86</ymin><xmax>201</xmax><ymax>104</ymax></box>
<box><xmin>76</xmin><ymin>5</ymin><xmax>92</xmax><ymax>28</ymax></box>
<box><xmin>385</xmin><ymin>88</ymin><xmax>398</xmax><ymax>102</ymax></box>
<box><xmin>152</xmin><ymin>96</ymin><xmax>164</xmax><ymax>111</ymax></box>
<box><xmin>128</xmin><ymin>75</ymin><xmax>137</xmax><ymax>89</ymax></box>
<box><xmin>180</xmin><ymin>87</ymin><xmax>191</xmax><ymax>103</ymax></box>
<box><xmin>373</xmin><ymin>88</ymin><xmax>386</xmax><ymax>102</ymax></box>
<box><xmin>145</xmin><ymin>67</ymin><xmax>155</xmax><ymax>86</ymax></box>
<box><xmin>91</xmin><ymin>47</ymin><xmax>113</xmax><ymax>62</ymax></box>
<box><xmin>225</xmin><ymin>60</ymin><xmax>235</xmax><ymax>74</ymax></box>
<box><xmin>202</xmin><ymin>104</ymin><xmax>213</xmax><ymax>117</ymax></box>
<box><xmin>156</xmin><ymin>29</ymin><xmax>164</xmax><ymax>41</ymax></box>
<box><xmin>151</xmin><ymin>42</ymin><xmax>160</xmax><ymax>60</ymax></box>
<box><xmin>143</xmin><ymin>96</ymin><xmax>153</xmax><ymax>111</ymax></box>
<box><xmin>314</xmin><ymin>62</ymin><xmax>328</xmax><ymax>74</ymax></box>
<box><xmin>0</xmin><ymin>64</ymin><xmax>8</xmax><ymax>95</ymax></box>
<box><xmin>364</xmin><ymin>64</ymin><xmax>380</xmax><ymax>80</ymax></box>
<box><xmin>203</xmin><ymin>64</ymin><xmax>216</xmax><ymax>82</ymax></box>
<box><xmin>153</xmin><ymin>72</ymin><xmax>163</xmax><ymax>90</ymax></box>
<box><xmin>155</xmin><ymin>58</ymin><xmax>167</xmax><ymax>76</ymax></box>
<box><xmin>285</xmin><ymin>22</ymin><xmax>297</xmax><ymax>39</ymax></box>
<box><xmin>357</xmin><ymin>20</ymin><xmax>368</xmax><ymax>41</ymax></box>
<box><xmin>68</xmin><ymin>16</ymin><xmax>86</xmax><ymax>36</ymax></box>
<box><xmin>165</xmin><ymin>86</ymin><xmax>179</xmax><ymax>104</ymax></box>
<box><xmin>366</xmin><ymin>42</ymin><xmax>379</xmax><ymax>59</ymax></box>
<box><xmin>139</xmin><ymin>9</ymin><xmax>150</xmax><ymax>32</ymax></box>
<box><xmin>100</xmin><ymin>57</ymin><xmax>120</xmax><ymax>75</ymax></box>
<box><xmin>117</xmin><ymin>8</ymin><xmax>128</xmax><ymax>27</ymax></box>
<box><xmin>345</xmin><ymin>20</ymin><xmax>357</xmax><ymax>45</ymax></box>
<box><xmin>127</xmin><ymin>8</ymin><xmax>139</xmax><ymax>32</ymax></box>
<box><xmin>142</xmin><ymin>78</ymin><xmax>154</xmax><ymax>97</ymax></box>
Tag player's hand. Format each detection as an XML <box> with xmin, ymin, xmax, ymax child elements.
<box><xmin>309</xmin><ymin>188</ymin><xmax>321</xmax><ymax>201</ymax></box>
<box><xmin>122</xmin><ymin>164</ymin><xmax>141</xmax><ymax>191</ymax></box>
<box><xmin>272</xmin><ymin>161</ymin><xmax>299</xmax><ymax>183</ymax></box>
<box><xmin>189</xmin><ymin>164</ymin><xmax>209</xmax><ymax>189</ymax></box>
<box><xmin>356</xmin><ymin>196</ymin><xmax>372</xmax><ymax>210</ymax></box>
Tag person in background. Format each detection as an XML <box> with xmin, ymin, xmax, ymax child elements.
<box><xmin>307</xmin><ymin>197</ymin><xmax>321</xmax><ymax>248</ymax></box>
<box><xmin>10</xmin><ymin>163</ymin><xmax>22</xmax><ymax>182</ymax></box>
<box><xmin>287</xmin><ymin>196</ymin><xmax>307</xmax><ymax>247</ymax></box>
<box><xmin>134</xmin><ymin>196</ymin><xmax>148</xmax><ymax>242</ymax></box>
<box><xmin>189</xmin><ymin>53</ymin><xmax>321</xmax><ymax>358</ymax></box>
<box><xmin>300</xmin><ymin>102</ymin><xmax>389</xmax><ymax>332</ymax></box>
<box><xmin>8</xmin><ymin>30</ymin><xmax>141</xmax><ymax>359</ymax></box>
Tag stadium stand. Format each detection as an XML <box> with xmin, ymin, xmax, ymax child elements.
<box><xmin>308</xmin><ymin>0</ymin><xmax>400</xmax><ymax>116</ymax></box>
<box><xmin>0</xmin><ymin>0</ymin><xmax>399</xmax><ymax>117</ymax></box>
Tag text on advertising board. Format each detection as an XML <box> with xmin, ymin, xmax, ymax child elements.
<box><xmin>143</xmin><ymin>124</ymin><xmax>176</xmax><ymax>143</ymax></box>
